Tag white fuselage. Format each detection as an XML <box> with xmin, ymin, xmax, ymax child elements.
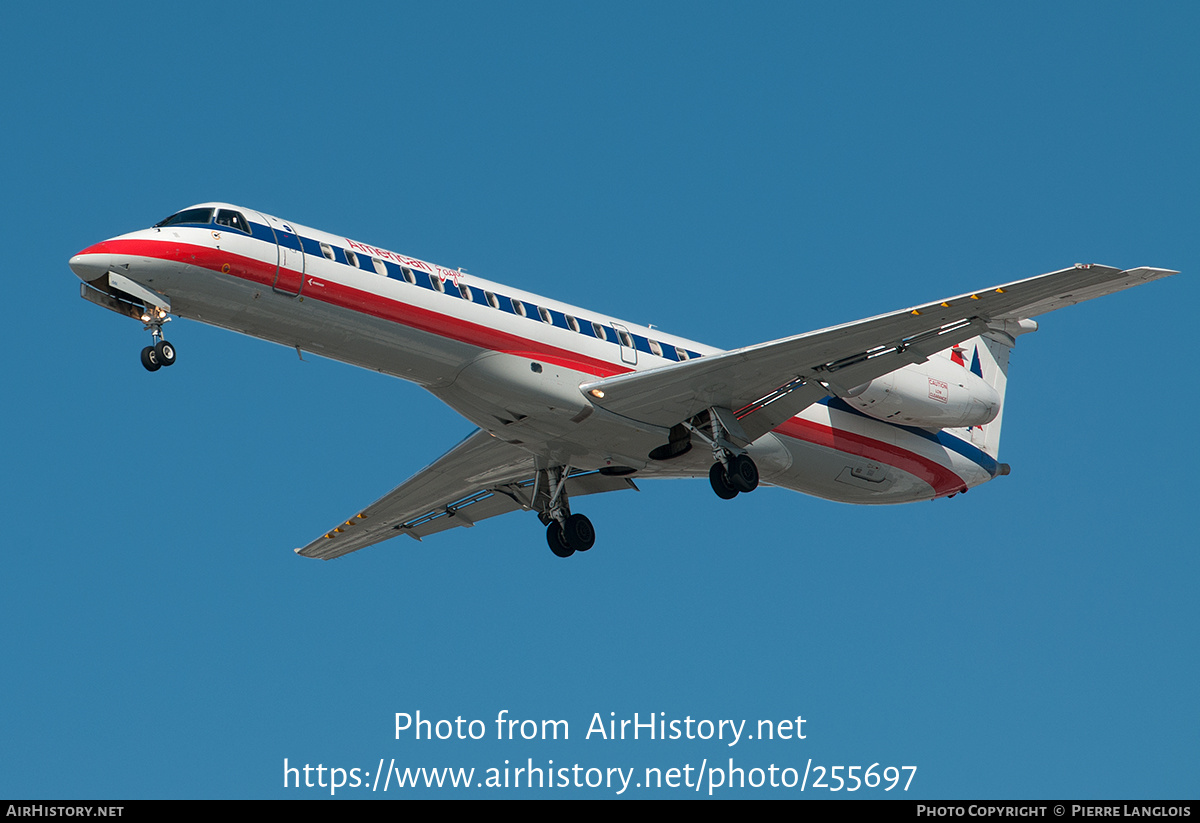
<box><xmin>70</xmin><ymin>203</ymin><xmax>998</xmax><ymax>505</ymax></box>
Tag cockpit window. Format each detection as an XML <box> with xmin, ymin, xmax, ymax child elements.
<box><xmin>215</xmin><ymin>209</ymin><xmax>250</xmax><ymax>234</ymax></box>
<box><xmin>155</xmin><ymin>208</ymin><xmax>214</xmax><ymax>228</ymax></box>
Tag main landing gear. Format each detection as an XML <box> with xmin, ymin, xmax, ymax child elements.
<box><xmin>709</xmin><ymin>454</ymin><xmax>759</xmax><ymax>499</ymax></box>
<box><xmin>546</xmin><ymin>513</ymin><xmax>596</xmax><ymax>558</ymax></box>
<box><xmin>138</xmin><ymin>307</ymin><xmax>177</xmax><ymax>372</ymax></box>
<box><xmin>536</xmin><ymin>466</ymin><xmax>596</xmax><ymax>558</ymax></box>
<box><xmin>688</xmin><ymin>412</ymin><xmax>760</xmax><ymax>500</ymax></box>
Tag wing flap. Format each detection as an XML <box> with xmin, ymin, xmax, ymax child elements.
<box><xmin>294</xmin><ymin>429</ymin><xmax>639</xmax><ymax>560</ymax></box>
<box><xmin>295</xmin><ymin>429</ymin><xmax>534</xmax><ymax>560</ymax></box>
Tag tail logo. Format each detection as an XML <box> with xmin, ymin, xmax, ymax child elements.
<box><xmin>951</xmin><ymin>344</ymin><xmax>984</xmax><ymax>378</ymax></box>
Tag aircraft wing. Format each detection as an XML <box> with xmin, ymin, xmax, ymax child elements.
<box><xmin>581</xmin><ymin>265</ymin><xmax>1177</xmax><ymax>443</ymax></box>
<box><xmin>295</xmin><ymin>429</ymin><xmax>638</xmax><ymax>560</ymax></box>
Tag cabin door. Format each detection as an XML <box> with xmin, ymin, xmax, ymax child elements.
<box><xmin>611</xmin><ymin>322</ymin><xmax>638</xmax><ymax>366</ymax></box>
<box><xmin>263</xmin><ymin>214</ymin><xmax>306</xmax><ymax>296</ymax></box>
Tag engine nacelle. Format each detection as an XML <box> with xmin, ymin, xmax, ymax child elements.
<box><xmin>840</xmin><ymin>355</ymin><xmax>1000</xmax><ymax>429</ymax></box>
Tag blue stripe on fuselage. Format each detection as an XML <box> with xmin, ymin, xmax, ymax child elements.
<box><xmin>821</xmin><ymin>397</ymin><xmax>1000</xmax><ymax>477</ymax></box>
<box><xmin>198</xmin><ymin>218</ymin><xmax>705</xmax><ymax>362</ymax></box>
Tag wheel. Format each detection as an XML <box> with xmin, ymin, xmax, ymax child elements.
<box><xmin>709</xmin><ymin>462</ymin><xmax>738</xmax><ymax>499</ymax></box>
<box><xmin>562</xmin><ymin>513</ymin><xmax>595</xmax><ymax>553</ymax></box>
<box><xmin>155</xmin><ymin>340</ymin><xmax>176</xmax><ymax>367</ymax></box>
<box><xmin>546</xmin><ymin>522</ymin><xmax>575</xmax><ymax>557</ymax></box>
<box><xmin>728</xmin><ymin>454</ymin><xmax>759</xmax><ymax>493</ymax></box>
<box><xmin>140</xmin><ymin>346</ymin><xmax>161</xmax><ymax>372</ymax></box>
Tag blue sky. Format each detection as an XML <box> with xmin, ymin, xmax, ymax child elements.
<box><xmin>2</xmin><ymin>2</ymin><xmax>1196</xmax><ymax>799</ymax></box>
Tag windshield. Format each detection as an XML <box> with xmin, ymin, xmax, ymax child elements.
<box><xmin>154</xmin><ymin>207</ymin><xmax>214</xmax><ymax>228</ymax></box>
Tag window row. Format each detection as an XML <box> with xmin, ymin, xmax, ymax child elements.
<box><xmin>310</xmin><ymin>238</ymin><xmax>701</xmax><ymax>362</ymax></box>
<box><xmin>150</xmin><ymin>206</ymin><xmax>705</xmax><ymax>364</ymax></box>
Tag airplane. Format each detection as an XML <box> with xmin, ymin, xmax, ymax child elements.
<box><xmin>69</xmin><ymin>203</ymin><xmax>1178</xmax><ymax>560</ymax></box>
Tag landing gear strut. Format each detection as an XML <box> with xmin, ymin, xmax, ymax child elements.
<box><xmin>139</xmin><ymin>307</ymin><xmax>176</xmax><ymax>372</ymax></box>
<box><xmin>537</xmin><ymin>466</ymin><xmax>596</xmax><ymax>557</ymax></box>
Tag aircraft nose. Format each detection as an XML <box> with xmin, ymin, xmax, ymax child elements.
<box><xmin>69</xmin><ymin>244</ymin><xmax>111</xmax><ymax>283</ymax></box>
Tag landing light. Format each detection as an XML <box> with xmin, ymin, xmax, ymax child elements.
<box><xmin>589</xmin><ymin>389</ymin><xmax>605</xmax><ymax>399</ymax></box>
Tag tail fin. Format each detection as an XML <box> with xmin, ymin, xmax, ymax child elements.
<box><xmin>957</xmin><ymin>319</ymin><xmax>1039</xmax><ymax>458</ymax></box>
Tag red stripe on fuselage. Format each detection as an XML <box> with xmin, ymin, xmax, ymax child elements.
<box><xmin>773</xmin><ymin>416</ymin><xmax>966</xmax><ymax>496</ymax></box>
<box><xmin>81</xmin><ymin>237</ymin><xmax>966</xmax><ymax>495</ymax></box>
<box><xmin>80</xmin><ymin>238</ymin><xmax>628</xmax><ymax>377</ymax></box>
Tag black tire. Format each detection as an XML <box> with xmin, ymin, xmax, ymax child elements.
<box><xmin>546</xmin><ymin>522</ymin><xmax>575</xmax><ymax>557</ymax></box>
<box><xmin>155</xmin><ymin>340</ymin><xmax>176</xmax><ymax>367</ymax></box>
<box><xmin>563</xmin><ymin>513</ymin><xmax>595</xmax><ymax>553</ymax></box>
<box><xmin>140</xmin><ymin>346</ymin><xmax>161</xmax><ymax>372</ymax></box>
<box><xmin>728</xmin><ymin>454</ymin><xmax>759</xmax><ymax>493</ymax></box>
<box><xmin>709</xmin><ymin>462</ymin><xmax>739</xmax><ymax>499</ymax></box>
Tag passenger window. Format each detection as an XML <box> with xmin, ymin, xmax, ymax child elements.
<box><xmin>320</xmin><ymin>243</ymin><xmax>335</xmax><ymax>261</ymax></box>
<box><xmin>649</xmin><ymin>339</ymin><xmax>663</xmax><ymax>357</ymax></box>
<box><xmin>215</xmin><ymin>210</ymin><xmax>250</xmax><ymax>233</ymax></box>
<box><xmin>401</xmin><ymin>266</ymin><xmax>416</xmax><ymax>284</ymax></box>
<box><xmin>431</xmin><ymin>276</ymin><xmax>445</xmax><ymax>293</ymax></box>
<box><xmin>592</xmin><ymin>322</ymin><xmax>607</xmax><ymax>341</ymax></box>
<box><xmin>618</xmin><ymin>330</ymin><xmax>633</xmax><ymax>347</ymax></box>
<box><xmin>459</xmin><ymin>283</ymin><xmax>473</xmax><ymax>301</ymax></box>
<box><xmin>538</xmin><ymin>307</ymin><xmax>553</xmax><ymax>324</ymax></box>
<box><xmin>566</xmin><ymin>315</ymin><xmax>580</xmax><ymax>333</ymax></box>
<box><xmin>513</xmin><ymin>299</ymin><xmax>527</xmax><ymax>317</ymax></box>
<box><xmin>675</xmin><ymin>347</ymin><xmax>690</xmax><ymax>361</ymax></box>
<box><xmin>346</xmin><ymin>250</ymin><xmax>360</xmax><ymax>268</ymax></box>
<box><xmin>372</xmin><ymin>258</ymin><xmax>387</xmax><ymax>276</ymax></box>
<box><xmin>485</xmin><ymin>291</ymin><xmax>499</xmax><ymax>309</ymax></box>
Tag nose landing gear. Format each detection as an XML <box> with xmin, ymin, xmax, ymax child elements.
<box><xmin>139</xmin><ymin>308</ymin><xmax>177</xmax><ymax>372</ymax></box>
<box><xmin>140</xmin><ymin>340</ymin><xmax>177</xmax><ymax>372</ymax></box>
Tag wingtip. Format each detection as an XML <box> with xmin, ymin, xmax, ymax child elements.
<box><xmin>1123</xmin><ymin>266</ymin><xmax>1180</xmax><ymax>280</ymax></box>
